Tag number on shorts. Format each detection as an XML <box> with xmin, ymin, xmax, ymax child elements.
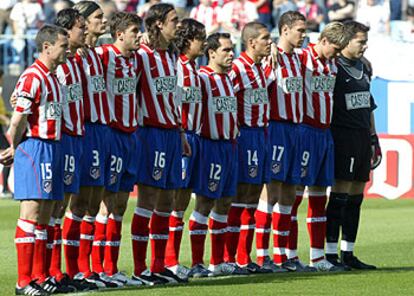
<box><xmin>272</xmin><ymin>145</ymin><xmax>285</xmax><ymax>162</ymax></box>
<box><xmin>301</xmin><ymin>151</ymin><xmax>310</xmax><ymax>166</ymax></box>
<box><xmin>64</xmin><ymin>155</ymin><xmax>75</xmax><ymax>173</ymax></box>
<box><xmin>40</xmin><ymin>163</ymin><xmax>52</xmax><ymax>180</ymax></box>
<box><xmin>349</xmin><ymin>157</ymin><xmax>355</xmax><ymax>173</ymax></box>
<box><xmin>154</xmin><ymin>151</ymin><xmax>166</xmax><ymax>168</ymax></box>
<box><xmin>209</xmin><ymin>163</ymin><xmax>222</xmax><ymax>180</ymax></box>
<box><xmin>110</xmin><ymin>155</ymin><xmax>123</xmax><ymax>173</ymax></box>
<box><xmin>92</xmin><ymin>150</ymin><xmax>100</xmax><ymax>167</ymax></box>
<box><xmin>247</xmin><ymin>150</ymin><xmax>258</xmax><ymax>166</ymax></box>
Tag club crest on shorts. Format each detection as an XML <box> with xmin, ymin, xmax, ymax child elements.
<box><xmin>110</xmin><ymin>172</ymin><xmax>117</xmax><ymax>185</ymax></box>
<box><xmin>43</xmin><ymin>180</ymin><xmax>52</xmax><ymax>193</ymax></box>
<box><xmin>90</xmin><ymin>167</ymin><xmax>100</xmax><ymax>180</ymax></box>
<box><xmin>152</xmin><ymin>167</ymin><xmax>163</xmax><ymax>181</ymax></box>
<box><xmin>63</xmin><ymin>172</ymin><xmax>74</xmax><ymax>185</ymax></box>
<box><xmin>208</xmin><ymin>180</ymin><xmax>219</xmax><ymax>192</ymax></box>
<box><xmin>301</xmin><ymin>166</ymin><xmax>308</xmax><ymax>178</ymax></box>
<box><xmin>248</xmin><ymin>165</ymin><xmax>258</xmax><ymax>178</ymax></box>
<box><xmin>271</xmin><ymin>162</ymin><xmax>281</xmax><ymax>174</ymax></box>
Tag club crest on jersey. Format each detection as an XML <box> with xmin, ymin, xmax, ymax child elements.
<box><xmin>154</xmin><ymin>76</ymin><xmax>177</xmax><ymax>94</ymax></box>
<box><xmin>113</xmin><ymin>78</ymin><xmax>137</xmax><ymax>95</ymax></box>
<box><xmin>181</xmin><ymin>86</ymin><xmax>201</xmax><ymax>103</ymax></box>
<box><xmin>65</xmin><ymin>83</ymin><xmax>82</xmax><ymax>103</ymax></box>
<box><xmin>271</xmin><ymin>162</ymin><xmax>281</xmax><ymax>174</ymax></box>
<box><xmin>311</xmin><ymin>76</ymin><xmax>336</xmax><ymax>92</ymax></box>
<box><xmin>45</xmin><ymin>102</ymin><xmax>62</xmax><ymax>120</ymax></box>
<box><xmin>43</xmin><ymin>180</ymin><xmax>52</xmax><ymax>193</ymax></box>
<box><xmin>109</xmin><ymin>172</ymin><xmax>117</xmax><ymax>185</ymax></box>
<box><xmin>281</xmin><ymin>77</ymin><xmax>303</xmax><ymax>94</ymax></box>
<box><xmin>63</xmin><ymin>172</ymin><xmax>74</xmax><ymax>185</ymax></box>
<box><xmin>90</xmin><ymin>167</ymin><xmax>101</xmax><ymax>180</ymax></box>
<box><xmin>212</xmin><ymin>96</ymin><xmax>237</xmax><ymax>113</ymax></box>
<box><xmin>301</xmin><ymin>166</ymin><xmax>308</xmax><ymax>178</ymax></box>
<box><xmin>248</xmin><ymin>165</ymin><xmax>258</xmax><ymax>178</ymax></box>
<box><xmin>152</xmin><ymin>167</ymin><xmax>163</xmax><ymax>181</ymax></box>
<box><xmin>208</xmin><ymin>180</ymin><xmax>219</xmax><ymax>192</ymax></box>
<box><xmin>91</xmin><ymin>76</ymin><xmax>106</xmax><ymax>93</ymax></box>
<box><xmin>344</xmin><ymin>91</ymin><xmax>371</xmax><ymax>110</ymax></box>
<box><xmin>245</xmin><ymin>88</ymin><xmax>269</xmax><ymax>105</ymax></box>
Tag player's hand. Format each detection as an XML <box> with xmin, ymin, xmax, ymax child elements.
<box><xmin>270</xmin><ymin>42</ymin><xmax>278</xmax><ymax>70</ymax></box>
<box><xmin>0</xmin><ymin>147</ymin><xmax>15</xmax><ymax>167</ymax></box>
<box><xmin>371</xmin><ymin>134</ymin><xmax>382</xmax><ymax>169</ymax></box>
<box><xmin>141</xmin><ymin>32</ymin><xmax>150</xmax><ymax>45</ymax></box>
<box><xmin>181</xmin><ymin>132</ymin><xmax>191</xmax><ymax>157</ymax></box>
<box><xmin>9</xmin><ymin>92</ymin><xmax>17</xmax><ymax>109</ymax></box>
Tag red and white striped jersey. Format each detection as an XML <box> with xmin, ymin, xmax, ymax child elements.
<box><xmin>56</xmin><ymin>56</ymin><xmax>84</xmax><ymax>137</ymax></box>
<box><xmin>96</xmin><ymin>44</ymin><xmax>139</xmax><ymax>133</ymax></box>
<box><xmin>199</xmin><ymin>66</ymin><xmax>238</xmax><ymax>140</ymax></box>
<box><xmin>300</xmin><ymin>44</ymin><xmax>338</xmax><ymax>129</ymax></box>
<box><xmin>137</xmin><ymin>44</ymin><xmax>180</xmax><ymax>129</ymax></box>
<box><xmin>268</xmin><ymin>47</ymin><xmax>303</xmax><ymax>123</ymax></box>
<box><xmin>177</xmin><ymin>54</ymin><xmax>202</xmax><ymax>132</ymax></box>
<box><xmin>189</xmin><ymin>4</ymin><xmax>221</xmax><ymax>34</ymax></box>
<box><xmin>14</xmin><ymin>59</ymin><xmax>63</xmax><ymax>141</ymax></box>
<box><xmin>230</xmin><ymin>52</ymin><xmax>269</xmax><ymax>128</ymax></box>
<box><xmin>76</xmin><ymin>48</ymin><xmax>110</xmax><ymax>125</ymax></box>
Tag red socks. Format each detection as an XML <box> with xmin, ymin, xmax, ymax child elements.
<box><xmin>209</xmin><ymin>211</ymin><xmax>228</xmax><ymax>268</ymax></box>
<box><xmin>189</xmin><ymin>211</ymin><xmax>208</xmax><ymax>267</ymax></box>
<box><xmin>91</xmin><ymin>214</ymin><xmax>107</xmax><ymax>274</ymax></box>
<box><xmin>307</xmin><ymin>191</ymin><xmax>328</xmax><ymax>262</ymax></box>
<box><xmin>15</xmin><ymin>219</ymin><xmax>36</xmax><ymax>288</ymax></box>
<box><xmin>286</xmin><ymin>192</ymin><xmax>303</xmax><ymax>260</ymax></box>
<box><xmin>224</xmin><ymin>204</ymin><xmax>244</xmax><ymax>263</ymax></box>
<box><xmin>255</xmin><ymin>200</ymin><xmax>272</xmax><ymax>266</ymax></box>
<box><xmin>104</xmin><ymin>214</ymin><xmax>123</xmax><ymax>275</ymax></box>
<box><xmin>272</xmin><ymin>203</ymin><xmax>292</xmax><ymax>265</ymax></box>
<box><xmin>32</xmin><ymin>224</ymin><xmax>48</xmax><ymax>283</ymax></box>
<box><xmin>62</xmin><ymin>212</ymin><xmax>82</xmax><ymax>278</ymax></box>
<box><xmin>49</xmin><ymin>219</ymin><xmax>63</xmax><ymax>280</ymax></box>
<box><xmin>45</xmin><ymin>219</ymin><xmax>55</xmax><ymax>279</ymax></box>
<box><xmin>165</xmin><ymin>211</ymin><xmax>184</xmax><ymax>267</ymax></box>
<box><xmin>149</xmin><ymin>211</ymin><xmax>170</xmax><ymax>273</ymax></box>
<box><xmin>131</xmin><ymin>207</ymin><xmax>152</xmax><ymax>276</ymax></box>
<box><xmin>78</xmin><ymin>215</ymin><xmax>95</xmax><ymax>277</ymax></box>
<box><xmin>237</xmin><ymin>205</ymin><xmax>256</xmax><ymax>266</ymax></box>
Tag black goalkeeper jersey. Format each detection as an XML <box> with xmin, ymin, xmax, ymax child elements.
<box><xmin>331</xmin><ymin>55</ymin><xmax>377</xmax><ymax>130</ymax></box>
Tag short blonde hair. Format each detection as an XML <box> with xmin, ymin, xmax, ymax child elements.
<box><xmin>319</xmin><ymin>22</ymin><xmax>349</xmax><ymax>49</ymax></box>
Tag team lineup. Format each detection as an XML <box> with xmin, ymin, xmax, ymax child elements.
<box><xmin>1</xmin><ymin>1</ymin><xmax>383</xmax><ymax>295</ymax></box>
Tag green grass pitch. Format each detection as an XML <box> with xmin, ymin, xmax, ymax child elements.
<box><xmin>1</xmin><ymin>198</ymin><xmax>414</xmax><ymax>295</ymax></box>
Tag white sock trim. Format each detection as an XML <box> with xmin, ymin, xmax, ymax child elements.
<box><xmin>189</xmin><ymin>211</ymin><xmax>208</xmax><ymax>225</ymax></box>
<box><xmin>325</xmin><ymin>242</ymin><xmax>338</xmax><ymax>254</ymax></box>
<box><xmin>273</xmin><ymin>203</ymin><xmax>292</xmax><ymax>215</ymax></box>
<box><xmin>153</xmin><ymin>210</ymin><xmax>171</xmax><ymax>218</ymax></box>
<box><xmin>171</xmin><ymin>211</ymin><xmax>184</xmax><ymax>218</ymax></box>
<box><xmin>65</xmin><ymin>212</ymin><xmax>83</xmax><ymax>222</ymax></box>
<box><xmin>210</xmin><ymin>211</ymin><xmax>227</xmax><ymax>223</ymax></box>
<box><xmin>96</xmin><ymin>214</ymin><xmax>108</xmax><ymax>224</ymax></box>
<box><xmin>17</xmin><ymin>219</ymin><xmax>35</xmax><ymax>233</ymax></box>
<box><xmin>340</xmin><ymin>240</ymin><xmax>355</xmax><ymax>252</ymax></box>
<box><xmin>134</xmin><ymin>207</ymin><xmax>153</xmax><ymax>218</ymax></box>
<box><xmin>108</xmin><ymin>214</ymin><xmax>123</xmax><ymax>222</ymax></box>
<box><xmin>257</xmin><ymin>200</ymin><xmax>272</xmax><ymax>214</ymax></box>
<box><xmin>83</xmin><ymin>215</ymin><xmax>95</xmax><ymax>223</ymax></box>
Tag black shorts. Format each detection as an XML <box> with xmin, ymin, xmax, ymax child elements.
<box><xmin>331</xmin><ymin>126</ymin><xmax>371</xmax><ymax>182</ymax></box>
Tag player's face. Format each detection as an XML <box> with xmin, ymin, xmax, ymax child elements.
<box><xmin>212</xmin><ymin>38</ymin><xmax>234</xmax><ymax>69</ymax></box>
<box><xmin>321</xmin><ymin>38</ymin><xmax>342</xmax><ymax>59</ymax></box>
<box><xmin>345</xmin><ymin>32</ymin><xmax>368</xmax><ymax>59</ymax></box>
<box><xmin>86</xmin><ymin>8</ymin><xmax>107</xmax><ymax>36</ymax></box>
<box><xmin>160</xmin><ymin>10</ymin><xmax>179</xmax><ymax>43</ymax></box>
<box><xmin>122</xmin><ymin>24</ymin><xmax>142</xmax><ymax>51</ymax></box>
<box><xmin>68</xmin><ymin>17</ymin><xmax>86</xmax><ymax>48</ymax></box>
<box><xmin>188</xmin><ymin>36</ymin><xmax>206</xmax><ymax>58</ymax></box>
<box><xmin>285</xmin><ymin>20</ymin><xmax>307</xmax><ymax>48</ymax></box>
<box><xmin>253</xmin><ymin>28</ymin><xmax>272</xmax><ymax>57</ymax></box>
<box><xmin>50</xmin><ymin>33</ymin><xmax>69</xmax><ymax>65</ymax></box>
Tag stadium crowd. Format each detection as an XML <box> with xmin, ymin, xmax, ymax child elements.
<box><xmin>0</xmin><ymin>0</ymin><xmax>386</xmax><ymax>295</ymax></box>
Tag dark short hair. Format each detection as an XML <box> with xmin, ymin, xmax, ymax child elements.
<box><xmin>344</xmin><ymin>21</ymin><xmax>370</xmax><ymax>40</ymax></box>
<box><xmin>175</xmin><ymin>18</ymin><xmax>206</xmax><ymax>53</ymax></box>
<box><xmin>55</xmin><ymin>8</ymin><xmax>83</xmax><ymax>30</ymax></box>
<box><xmin>73</xmin><ymin>0</ymin><xmax>101</xmax><ymax>19</ymax></box>
<box><xmin>35</xmin><ymin>25</ymin><xmax>68</xmax><ymax>52</ymax></box>
<box><xmin>242</xmin><ymin>21</ymin><xmax>267</xmax><ymax>45</ymax></box>
<box><xmin>278</xmin><ymin>11</ymin><xmax>306</xmax><ymax>35</ymax></box>
<box><xmin>204</xmin><ymin>32</ymin><xmax>231</xmax><ymax>60</ymax></box>
<box><xmin>109</xmin><ymin>12</ymin><xmax>142</xmax><ymax>39</ymax></box>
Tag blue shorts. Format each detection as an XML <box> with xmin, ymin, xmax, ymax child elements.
<box><xmin>268</xmin><ymin>121</ymin><xmax>300</xmax><ymax>184</ymax></box>
<box><xmin>14</xmin><ymin>138</ymin><xmax>64</xmax><ymax>200</ymax></box>
<box><xmin>295</xmin><ymin>124</ymin><xmax>334</xmax><ymax>187</ymax></box>
<box><xmin>105</xmin><ymin>128</ymin><xmax>138</xmax><ymax>193</ymax></box>
<box><xmin>182</xmin><ymin>131</ymin><xmax>198</xmax><ymax>189</ymax></box>
<box><xmin>80</xmin><ymin>123</ymin><xmax>111</xmax><ymax>187</ymax></box>
<box><xmin>238</xmin><ymin>127</ymin><xmax>270</xmax><ymax>184</ymax></box>
<box><xmin>61</xmin><ymin>134</ymin><xmax>83</xmax><ymax>194</ymax></box>
<box><xmin>193</xmin><ymin>137</ymin><xmax>238</xmax><ymax>199</ymax></box>
<box><xmin>136</xmin><ymin>126</ymin><xmax>182</xmax><ymax>190</ymax></box>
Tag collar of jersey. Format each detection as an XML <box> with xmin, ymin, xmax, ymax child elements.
<box><xmin>35</xmin><ymin>59</ymin><xmax>51</xmax><ymax>76</ymax></box>
<box><xmin>200</xmin><ymin>65</ymin><xmax>227</xmax><ymax>76</ymax></box>
<box><xmin>239</xmin><ymin>51</ymin><xmax>257</xmax><ymax>66</ymax></box>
